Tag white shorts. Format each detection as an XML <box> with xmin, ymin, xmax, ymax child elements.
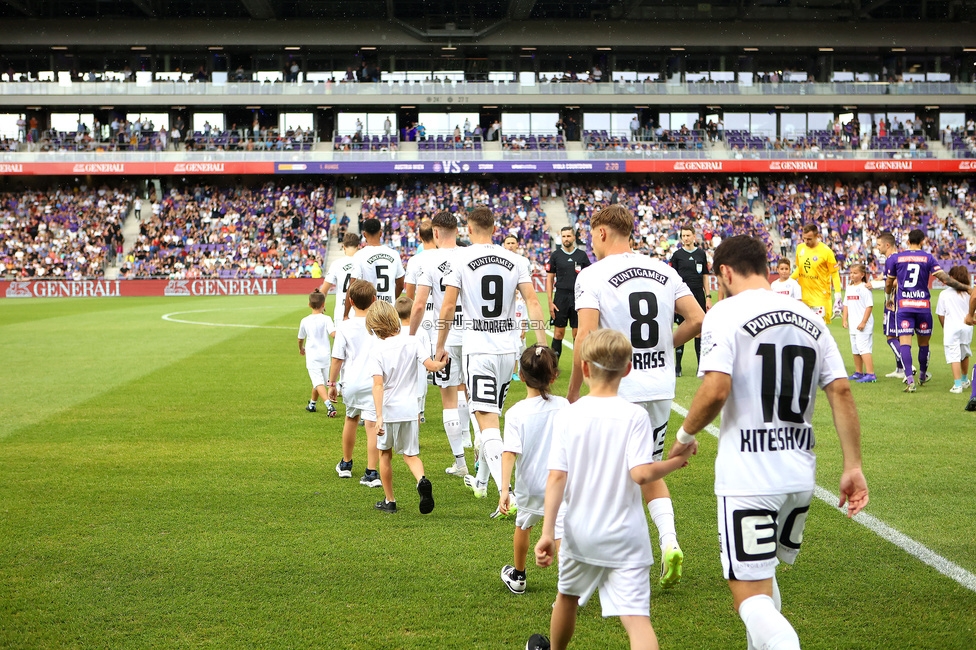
<box><xmin>718</xmin><ymin>491</ymin><xmax>813</xmax><ymax>582</ymax></box>
<box><xmin>377</xmin><ymin>420</ymin><xmax>420</xmax><ymax>456</ymax></box>
<box><xmin>516</xmin><ymin>509</ymin><xmax>543</xmax><ymax>530</ymax></box>
<box><xmin>465</xmin><ymin>352</ymin><xmax>517</xmax><ymax>414</ymax></box>
<box><xmin>944</xmin><ymin>327</ymin><xmax>973</xmax><ymax>363</ymax></box>
<box><xmin>634</xmin><ymin>400</ymin><xmax>671</xmax><ymax>462</ymax></box>
<box><xmin>432</xmin><ymin>345</ymin><xmax>465</xmax><ymax>388</ymax></box>
<box><xmin>307</xmin><ymin>366</ymin><xmax>328</xmax><ymax>388</ymax></box>
<box><xmin>557</xmin><ymin>557</ymin><xmax>651</xmax><ymax>618</ymax></box>
<box><xmin>345</xmin><ymin>405</ymin><xmax>377</xmax><ymax>422</ymax></box>
<box><xmin>849</xmin><ymin>330</ymin><xmax>873</xmax><ymax>355</ymax></box>
<box><xmin>945</xmin><ymin>343</ymin><xmax>973</xmax><ymax>364</ymax></box>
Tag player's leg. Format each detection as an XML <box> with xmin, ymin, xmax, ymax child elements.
<box><xmin>502</xmin><ymin>512</ymin><xmax>538</xmax><ymax>594</ymax></box>
<box><xmin>440</xmin><ymin>350</ymin><xmax>469</xmax><ymax>476</ymax></box>
<box><xmin>619</xmin><ymin>617</ymin><xmax>657</xmax><ymax>650</ymax></box>
<box><xmin>467</xmin><ymin>354</ymin><xmax>514</xmax><ymax>498</ymax></box>
<box><xmin>673</xmin><ymin>313</ymin><xmax>685</xmax><ymax>377</ymax></box>
<box><xmin>899</xmin><ymin>326</ymin><xmax>917</xmax><ymax>390</ymax></box>
<box><xmin>551</xmin><ymin>326</ymin><xmax>566</xmax><ymax>358</ymax></box>
<box><xmin>692</xmin><ymin>287</ymin><xmax>706</xmax><ymax>369</ymax></box>
<box><xmin>378</xmin><ymin>448</ymin><xmax>395</xmax><ymax>503</ymax></box>
<box><xmin>639</xmin><ymin>401</ymin><xmax>682</xmax><ymax>587</ymax></box>
<box><xmin>601</xmin><ymin>565</ymin><xmax>656</xmax><ymax>650</ymax></box>
<box><xmin>361</xmin><ymin>415</ymin><xmax>382</xmax><ymax>486</ymax></box>
<box><xmin>917</xmin><ymin>323</ymin><xmax>933</xmax><ymax>384</ymax></box>
<box><xmin>551</xmin><ymin>291</ymin><xmax>570</xmax><ymax>359</ymax></box>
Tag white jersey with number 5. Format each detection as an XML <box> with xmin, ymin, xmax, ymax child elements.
<box><xmin>698</xmin><ymin>289</ymin><xmax>847</xmax><ymax>497</ymax></box>
<box><xmin>418</xmin><ymin>247</ymin><xmax>464</xmax><ymax>347</ymax></box>
<box><xmin>352</xmin><ymin>244</ymin><xmax>405</xmax><ymax>304</ymax></box>
<box><xmin>444</xmin><ymin>243</ymin><xmax>531</xmax><ymax>354</ymax></box>
<box><xmin>574</xmin><ymin>252</ymin><xmax>691</xmax><ymax>402</ymax></box>
<box><xmin>325</xmin><ymin>257</ymin><xmax>357</xmax><ymax>322</ymax></box>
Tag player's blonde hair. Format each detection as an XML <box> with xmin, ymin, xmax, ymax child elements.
<box><xmin>366</xmin><ymin>300</ymin><xmax>401</xmax><ymax>339</ymax></box>
<box><xmin>395</xmin><ymin>295</ymin><xmax>414</xmax><ymax>320</ymax></box>
<box><xmin>591</xmin><ymin>204</ymin><xmax>635</xmax><ymax>237</ymax></box>
<box><xmin>580</xmin><ymin>328</ymin><xmax>632</xmax><ymax>383</ymax></box>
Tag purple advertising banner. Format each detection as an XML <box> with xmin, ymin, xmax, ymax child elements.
<box><xmin>275</xmin><ymin>160</ymin><xmax>626</xmax><ymax>174</ymax></box>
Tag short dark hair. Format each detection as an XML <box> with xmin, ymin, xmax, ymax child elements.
<box><xmin>591</xmin><ymin>204</ymin><xmax>634</xmax><ymax>237</ymax></box>
<box><xmin>519</xmin><ymin>345</ymin><xmax>560</xmax><ymax>400</ymax></box>
<box><xmin>908</xmin><ymin>229</ymin><xmax>925</xmax><ymax>245</ymax></box>
<box><xmin>878</xmin><ymin>232</ymin><xmax>896</xmax><ymax>247</ymax></box>
<box><xmin>560</xmin><ymin>226</ymin><xmax>574</xmax><ymax>234</ymax></box>
<box><xmin>342</xmin><ymin>232</ymin><xmax>361</xmax><ymax>248</ymax></box>
<box><xmin>362</xmin><ymin>218</ymin><xmax>381</xmax><ymax>236</ymax></box>
<box><xmin>418</xmin><ymin>223</ymin><xmax>434</xmax><ymax>243</ymax></box>
<box><xmin>503</xmin><ymin>234</ymin><xmax>519</xmax><ymax>243</ymax></box>
<box><xmin>468</xmin><ymin>206</ymin><xmax>494</xmax><ymax>232</ymax></box>
<box><xmin>680</xmin><ymin>223</ymin><xmax>695</xmax><ymax>235</ymax></box>
<box><xmin>712</xmin><ymin>235</ymin><xmax>769</xmax><ymax>279</ymax></box>
<box><xmin>776</xmin><ymin>257</ymin><xmax>791</xmax><ymax>268</ymax></box>
<box><xmin>308</xmin><ymin>289</ymin><xmax>325</xmax><ymax>309</ymax></box>
<box><xmin>949</xmin><ymin>265</ymin><xmax>971</xmax><ymax>289</ymax></box>
<box><xmin>802</xmin><ymin>223</ymin><xmax>819</xmax><ymax>235</ymax></box>
<box><xmin>431</xmin><ymin>211</ymin><xmax>458</xmax><ymax>231</ymax></box>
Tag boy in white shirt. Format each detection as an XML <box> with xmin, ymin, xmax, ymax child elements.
<box><xmin>936</xmin><ymin>265</ymin><xmax>974</xmax><ymax>393</ymax></box>
<box><xmin>770</xmin><ymin>258</ymin><xmax>803</xmax><ymax>301</ymax></box>
<box><xmin>298</xmin><ymin>289</ymin><xmax>337</xmax><ymax>416</ymax></box>
<box><xmin>530</xmin><ymin>329</ymin><xmax>694</xmax><ymax>650</ymax></box>
<box><xmin>366</xmin><ymin>300</ymin><xmax>446</xmax><ymax>514</ymax></box>
<box><xmin>328</xmin><ymin>280</ymin><xmax>380</xmax><ymax>486</ymax></box>
<box><xmin>842</xmin><ymin>264</ymin><xmax>876</xmax><ymax>382</ymax></box>
<box><xmin>499</xmin><ymin>345</ymin><xmax>565</xmax><ymax>595</ymax></box>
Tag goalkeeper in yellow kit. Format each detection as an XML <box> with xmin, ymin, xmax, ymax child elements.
<box><xmin>791</xmin><ymin>223</ymin><xmax>843</xmax><ymax>323</ymax></box>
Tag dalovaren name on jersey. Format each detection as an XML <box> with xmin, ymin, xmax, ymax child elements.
<box><xmin>740</xmin><ymin>427</ymin><xmax>815</xmax><ymax>453</ymax></box>
<box><xmin>468</xmin><ymin>255</ymin><xmax>515</xmax><ymax>271</ymax></box>
<box><xmin>743</xmin><ymin>310</ymin><xmax>822</xmax><ymax>340</ymax></box>
<box><xmin>608</xmin><ymin>267</ymin><xmax>669</xmax><ymax>288</ymax></box>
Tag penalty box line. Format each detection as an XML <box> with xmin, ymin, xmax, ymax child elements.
<box><xmin>547</xmin><ymin>331</ymin><xmax>976</xmax><ymax>594</ymax></box>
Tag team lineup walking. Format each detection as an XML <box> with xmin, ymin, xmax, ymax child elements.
<box><xmin>305</xmin><ymin>203</ymin><xmax>876</xmax><ymax>650</ymax></box>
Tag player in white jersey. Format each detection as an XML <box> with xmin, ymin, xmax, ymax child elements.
<box><xmin>567</xmin><ymin>204</ymin><xmax>705</xmax><ymax>589</ymax></box>
<box><xmin>320</xmin><ymin>232</ymin><xmax>360</xmax><ymax>323</ymax></box>
<box><xmin>404</xmin><ymin>223</ymin><xmax>437</xmax><ymax>420</ymax></box>
<box><xmin>345</xmin><ymin>217</ymin><xmax>404</xmax><ymax>317</ymax></box>
<box><xmin>435</xmin><ymin>206</ymin><xmax>547</xmax><ymax>504</ymax></box>
<box><xmin>410</xmin><ymin>212</ymin><xmax>476</xmax><ymax>475</ymax></box>
<box><xmin>670</xmin><ymin>235</ymin><xmax>869</xmax><ymax>650</ymax></box>
<box><xmin>769</xmin><ymin>258</ymin><xmax>803</xmax><ymax>301</ymax></box>
<box><xmin>504</xmin><ymin>234</ymin><xmax>529</xmax><ymax>380</ymax></box>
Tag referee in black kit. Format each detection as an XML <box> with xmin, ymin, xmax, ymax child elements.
<box><xmin>668</xmin><ymin>224</ymin><xmax>711</xmax><ymax>376</ymax></box>
<box><xmin>546</xmin><ymin>226</ymin><xmax>591</xmax><ymax>359</ymax></box>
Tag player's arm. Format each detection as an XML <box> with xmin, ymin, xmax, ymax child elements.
<box><xmin>395</xmin><ymin>275</ymin><xmax>405</xmax><ymax>298</ymax></box>
<box><xmin>327</xmin><ymin>357</ymin><xmax>342</xmax><ymax>401</ymax></box>
<box><xmin>965</xmin><ymin>290</ymin><xmax>976</xmax><ymax>326</ymax></box>
<box><xmin>298</xmin><ymin>337</ymin><xmax>306</xmax><ymax>355</ymax></box>
<box><xmin>670</xmin><ymin>370</ymin><xmax>731</xmax><ymax>457</ymax></box>
<box><xmin>408</xmin><ymin>284</ymin><xmax>431</xmax><ymax>335</ymax></box>
<box><xmin>545</xmin><ymin>272</ymin><xmax>556</xmax><ymax>317</ymax></box>
<box><xmin>405</xmin><ymin>282</ymin><xmax>416</xmax><ymax>299</ymax></box>
<box><xmin>435</xmin><ymin>285</ymin><xmax>460</xmax><ymax>355</ymax></box>
<box><xmin>499</xmin><ymin>450</ymin><xmax>517</xmax><ymax>515</ymax></box>
<box><xmin>934</xmin><ymin>269</ymin><xmax>970</xmax><ymax>293</ymax></box>
<box><xmin>517</xmin><ymin>281</ymin><xmax>547</xmax><ymax>347</ymax></box>
<box><xmin>823</xmin><ymin>378</ymin><xmax>869</xmax><ymax>518</ymax></box>
<box><xmin>319</xmin><ymin>279</ymin><xmax>333</xmax><ymax>295</ymax></box>
<box><xmin>630</xmin><ymin>450</ymin><xmax>692</xmax><ymax>484</ymax></box>
<box><xmin>841</xmin><ymin>303</ymin><xmax>849</xmax><ymax>329</ymax></box>
<box><xmin>884</xmin><ymin>276</ymin><xmax>896</xmax><ymax>310</ymax></box>
<box><xmin>535</xmin><ymin>469</ymin><xmax>567</xmax><ymax>568</ymax></box>
<box><xmin>673</xmin><ymin>294</ymin><xmax>705</xmax><ymax>348</ymax></box>
<box><xmin>567</xmin><ymin>307</ymin><xmax>599</xmax><ymax>403</ymax></box>
<box><xmin>371</xmin><ymin>374</ymin><xmax>385</xmax><ymax>432</ymax></box>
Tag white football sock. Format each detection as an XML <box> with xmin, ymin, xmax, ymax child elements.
<box><xmin>442</xmin><ymin>409</ymin><xmax>465</xmax><ymax>458</ymax></box>
<box><xmin>481</xmin><ymin>427</ymin><xmax>504</xmax><ymax>494</ymax></box>
<box><xmin>457</xmin><ymin>392</ymin><xmax>472</xmax><ymax>446</ymax></box>
<box><xmin>738</xmin><ymin>595</ymin><xmax>800</xmax><ymax>650</ymax></box>
<box><xmin>647</xmin><ymin>498</ymin><xmax>678</xmax><ymax>548</ymax></box>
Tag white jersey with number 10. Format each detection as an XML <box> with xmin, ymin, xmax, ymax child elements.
<box><xmin>698</xmin><ymin>289</ymin><xmax>847</xmax><ymax>497</ymax></box>
<box><xmin>574</xmin><ymin>253</ymin><xmax>691</xmax><ymax>402</ymax></box>
<box><xmin>444</xmin><ymin>243</ymin><xmax>531</xmax><ymax>354</ymax></box>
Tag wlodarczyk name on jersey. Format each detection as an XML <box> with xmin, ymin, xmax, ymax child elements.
<box><xmin>468</xmin><ymin>255</ymin><xmax>515</xmax><ymax>271</ymax></box>
<box><xmin>368</xmin><ymin>253</ymin><xmax>396</xmax><ymax>264</ymax></box>
<box><xmin>743</xmin><ymin>310</ymin><xmax>822</xmax><ymax>340</ymax></box>
<box><xmin>740</xmin><ymin>426</ymin><xmax>815</xmax><ymax>453</ymax></box>
<box><xmin>609</xmin><ymin>267</ymin><xmax>668</xmax><ymax>288</ymax></box>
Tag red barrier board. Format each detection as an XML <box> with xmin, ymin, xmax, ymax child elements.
<box><xmin>0</xmin><ymin>161</ymin><xmax>276</xmax><ymax>175</ymax></box>
<box><xmin>625</xmin><ymin>159</ymin><xmax>976</xmax><ymax>174</ymax></box>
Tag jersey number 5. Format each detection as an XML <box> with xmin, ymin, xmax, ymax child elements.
<box><xmin>756</xmin><ymin>344</ymin><xmax>816</xmax><ymax>424</ymax></box>
<box><xmin>375</xmin><ymin>264</ymin><xmax>390</xmax><ymax>293</ymax></box>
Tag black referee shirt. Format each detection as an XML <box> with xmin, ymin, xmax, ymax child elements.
<box><xmin>546</xmin><ymin>247</ymin><xmax>591</xmax><ymax>291</ymax></box>
<box><xmin>668</xmin><ymin>246</ymin><xmax>709</xmax><ymax>290</ymax></box>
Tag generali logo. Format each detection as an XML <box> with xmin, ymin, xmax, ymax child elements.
<box><xmin>673</xmin><ymin>161</ymin><xmax>723</xmax><ymax>171</ymax></box>
<box><xmin>5</xmin><ymin>281</ymin><xmax>32</xmax><ymax>298</ymax></box>
<box><xmin>958</xmin><ymin>161</ymin><xmax>976</xmax><ymax>171</ymax></box>
<box><xmin>864</xmin><ymin>160</ymin><xmax>912</xmax><ymax>171</ymax></box>
<box><xmin>0</xmin><ymin>163</ymin><xmax>24</xmax><ymax>173</ymax></box>
<box><xmin>769</xmin><ymin>161</ymin><xmax>819</xmax><ymax>171</ymax></box>
<box><xmin>72</xmin><ymin>163</ymin><xmax>125</xmax><ymax>173</ymax></box>
<box><xmin>163</xmin><ymin>279</ymin><xmax>191</xmax><ymax>296</ymax></box>
<box><xmin>173</xmin><ymin>163</ymin><xmax>225</xmax><ymax>173</ymax></box>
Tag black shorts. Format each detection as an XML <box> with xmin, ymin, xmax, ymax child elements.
<box><xmin>552</xmin><ymin>290</ymin><xmax>578</xmax><ymax>329</ymax></box>
<box><xmin>674</xmin><ymin>286</ymin><xmax>707</xmax><ymax>325</ymax></box>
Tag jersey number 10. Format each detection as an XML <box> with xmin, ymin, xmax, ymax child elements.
<box><xmin>756</xmin><ymin>344</ymin><xmax>816</xmax><ymax>424</ymax></box>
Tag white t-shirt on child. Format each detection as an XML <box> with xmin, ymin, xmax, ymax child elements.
<box><xmin>770</xmin><ymin>278</ymin><xmax>803</xmax><ymax>301</ymax></box>
<box><xmin>844</xmin><ymin>283</ymin><xmax>874</xmax><ymax>329</ymax></box>
<box><xmin>548</xmin><ymin>395</ymin><xmax>656</xmax><ymax>567</ymax></box>
<box><xmin>367</xmin><ymin>333</ymin><xmax>431</xmax><ymax>422</ymax></box>
<box><xmin>299</xmin><ymin>313</ymin><xmax>336</xmax><ymax>367</ymax></box>
<box><xmin>503</xmin><ymin>394</ymin><xmax>569</xmax><ymax>515</ymax></box>
<box><xmin>332</xmin><ymin>316</ymin><xmax>374</xmax><ymax>408</ymax></box>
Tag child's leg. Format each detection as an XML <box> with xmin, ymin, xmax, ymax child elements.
<box><xmin>952</xmin><ymin>361</ymin><xmax>963</xmax><ymax>382</ymax></box>
<box><xmin>310</xmin><ymin>389</ymin><xmax>318</xmax><ymax>404</ymax></box>
<box><xmin>619</xmin><ymin>616</ymin><xmax>658</xmax><ymax>650</ymax></box>
<box><xmin>513</xmin><ymin>525</ymin><xmax>531</xmax><ymax>572</ymax></box>
<box><xmin>853</xmin><ymin>354</ymin><xmax>863</xmax><ymax>374</ymax></box>
<box><xmin>862</xmin><ymin>353</ymin><xmax>874</xmax><ymax>375</ymax></box>
<box><xmin>315</xmin><ymin>385</ymin><xmax>330</xmax><ymax>403</ymax></box>
<box><xmin>402</xmin><ymin>454</ymin><xmax>426</xmax><ymax>483</ymax></box>
<box><xmin>365</xmin><ymin>420</ymin><xmax>379</xmax><ymax>472</ymax></box>
<box><xmin>962</xmin><ymin>354</ymin><xmax>971</xmax><ymax>379</ymax></box>
<box><xmin>379</xmin><ymin>449</ymin><xmax>394</xmax><ymax>503</ymax></box>
<box><xmin>341</xmin><ymin>416</ymin><xmax>358</xmax><ymax>462</ymax></box>
<box><xmin>550</xmin><ymin>593</ymin><xmax>579</xmax><ymax>650</ymax></box>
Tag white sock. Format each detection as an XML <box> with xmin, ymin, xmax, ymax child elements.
<box><xmin>442</xmin><ymin>408</ymin><xmax>465</xmax><ymax>460</ymax></box>
<box><xmin>458</xmin><ymin>392</ymin><xmax>472</xmax><ymax>446</ymax></box>
<box><xmin>647</xmin><ymin>498</ymin><xmax>678</xmax><ymax>548</ymax></box>
<box><xmin>481</xmin><ymin>428</ymin><xmax>504</xmax><ymax>493</ymax></box>
<box><xmin>771</xmin><ymin>576</ymin><xmax>781</xmax><ymax>611</ymax></box>
<box><xmin>738</xmin><ymin>595</ymin><xmax>800</xmax><ymax>650</ymax></box>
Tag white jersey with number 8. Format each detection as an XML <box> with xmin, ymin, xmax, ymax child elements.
<box><xmin>444</xmin><ymin>243</ymin><xmax>531</xmax><ymax>355</ymax></box>
<box><xmin>574</xmin><ymin>252</ymin><xmax>691</xmax><ymax>402</ymax></box>
<box><xmin>698</xmin><ymin>288</ymin><xmax>847</xmax><ymax>496</ymax></box>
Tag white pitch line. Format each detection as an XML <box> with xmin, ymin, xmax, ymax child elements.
<box><xmin>162</xmin><ymin>308</ymin><xmax>295</xmax><ymax>330</ymax></box>
<box><xmin>668</xmin><ymin>402</ymin><xmax>976</xmax><ymax>593</ymax></box>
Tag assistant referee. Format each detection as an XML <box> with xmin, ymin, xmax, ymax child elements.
<box><xmin>668</xmin><ymin>224</ymin><xmax>711</xmax><ymax>376</ymax></box>
<box><xmin>546</xmin><ymin>226</ymin><xmax>591</xmax><ymax>359</ymax></box>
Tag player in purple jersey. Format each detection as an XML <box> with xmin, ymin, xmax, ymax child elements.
<box><xmin>884</xmin><ymin>229</ymin><xmax>970</xmax><ymax>393</ymax></box>
<box><xmin>876</xmin><ymin>232</ymin><xmax>907</xmax><ymax>379</ymax></box>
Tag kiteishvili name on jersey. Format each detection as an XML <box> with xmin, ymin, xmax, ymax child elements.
<box><xmin>468</xmin><ymin>255</ymin><xmax>515</xmax><ymax>271</ymax></box>
<box><xmin>740</xmin><ymin>426</ymin><xmax>815</xmax><ymax>453</ymax></box>
<box><xmin>743</xmin><ymin>310</ymin><xmax>822</xmax><ymax>340</ymax></box>
<box><xmin>608</xmin><ymin>267</ymin><xmax>668</xmax><ymax>288</ymax></box>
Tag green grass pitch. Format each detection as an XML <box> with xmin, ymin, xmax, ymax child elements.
<box><xmin>1</xmin><ymin>292</ymin><xmax>975</xmax><ymax>649</ymax></box>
